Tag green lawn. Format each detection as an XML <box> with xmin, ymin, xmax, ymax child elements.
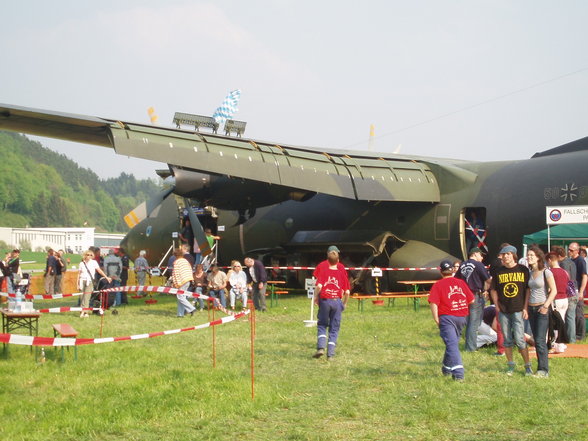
<box><xmin>1</xmin><ymin>294</ymin><xmax>587</xmax><ymax>440</ymax></box>
<box><xmin>15</xmin><ymin>251</ymin><xmax>82</xmax><ymax>272</ymax></box>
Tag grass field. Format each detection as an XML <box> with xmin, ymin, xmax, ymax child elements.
<box><xmin>15</xmin><ymin>251</ymin><xmax>82</xmax><ymax>272</ymax></box>
<box><xmin>1</xmin><ymin>294</ymin><xmax>587</xmax><ymax>440</ymax></box>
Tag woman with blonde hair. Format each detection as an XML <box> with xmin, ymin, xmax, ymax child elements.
<box><xmin>77</xmin><ymin>250</ymin><xmax>111</xmax><ymax>318</ymax></box>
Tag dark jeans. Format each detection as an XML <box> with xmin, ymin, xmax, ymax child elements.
<box><xmin>208</xmin><ymin>289</ymin><xmax>226</xmax><ymax>308</ymax></box>
<box><xmin>317</xmin><ymin>298</ymin><xmax>344</xmax><ymax>357</ymax></box>
<box><xmin>528</xmin><ymin>305</ymin><xmax>549</xmax><ymax>373</ymax></box>
<box><xmin>576</xmin><ymin>298</ymin><xmax>585</xmax><ymax>340</ymax></box>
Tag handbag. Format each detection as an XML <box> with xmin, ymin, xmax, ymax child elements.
<box><xmin>566</xmin><ymin>280</ymin><xmax>578</xmax><ymax>298</ymax></box>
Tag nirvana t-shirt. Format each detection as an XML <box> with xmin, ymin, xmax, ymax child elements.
<box><xmin>491</xmin><ymin>264</ymin><xmax>530</xmax><ymax>313</ymax></box>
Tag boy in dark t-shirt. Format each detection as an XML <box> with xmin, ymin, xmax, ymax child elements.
<box><xmin>490</xmin><ymin>245</ymin><xmax>532</xmax><ymax>376</ymax></box>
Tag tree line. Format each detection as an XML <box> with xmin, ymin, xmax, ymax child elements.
<box><xmin>0</xmin><ymin>131</ymin><xmax>161</xmax><ymax>232</ymax></box>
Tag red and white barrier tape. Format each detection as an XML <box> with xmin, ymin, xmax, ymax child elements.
<box><xmin>97</xmin><ymin>285</ymin><xmax>234</xmax><ymax>314</ymax></box>
<box><xmin>248</xmin><ymin>266</ymin><xmax>439</xmax><ymax>271</ymax></box>
<box><xmin>0</xmin><ymin>310</ymin><xmax>249</xmax><ymax>347</ymax></box>
<box><xmin>153</xmin><ymin>265</ymin><xmax>439</xmax><ymax>271</ymax></box>
<box><xmin>98</xmin><ymin>285</ymin><xmax>209</xmax><ymax>299</ymax></box>
<box><xmin>1</xmin><ymin>292</ymin><xmax>82</xmax><ymax>300</ymax></box>
<box><xmin>37</xmin><ymin>307</ymin><xmax>104</xmax><ymax>314</ymax></box>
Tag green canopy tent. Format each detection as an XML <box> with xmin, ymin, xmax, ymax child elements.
<box><xmin>523</xmin><ymin>223</ymin><xmax>588</xmax><ymax>246</ymax></box>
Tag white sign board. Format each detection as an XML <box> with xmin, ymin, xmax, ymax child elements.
<box><xmin>371</xmin><ymin>267</ymin><xmax>383</xmax><ymax>277</ymax></box>
<box><xmin>546</xmin><ymin>205</ymin><xmax>588</xmax><ymax>225</ymax></box>
<box><xmin>217</xmin><ymin>225</ymin><xmax>225</xmax><ymax>232</ymax></box>
<box><xmin>305</xmin><ymin>278</ymin><xmax>316</xmax><ymax>290</ymax></box>
<box><xmin>307</xmin><ymin>288</ymin><xmax>314</xmax><ymax>299</ymax></box>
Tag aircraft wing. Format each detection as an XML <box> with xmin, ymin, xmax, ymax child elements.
<box><xmin>0</xmin><ymin>103</ymin><xmax>444</xmax><ymax>202</ymax></box>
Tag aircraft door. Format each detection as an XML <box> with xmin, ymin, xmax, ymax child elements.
<box><xmin>461</xmin><ymin>207</ymin><xmax>487</xmax><ymax>257</ymax></box>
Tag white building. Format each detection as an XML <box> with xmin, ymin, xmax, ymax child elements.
<box><xmin>0</xmin><ymin>227</ymin><xmax>92</xmax><ymax>253</ymax></box>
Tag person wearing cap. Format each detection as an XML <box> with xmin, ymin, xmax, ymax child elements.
<box><xmin>134</xmin><ymin>250</ymin><xmax>149</xmax><ymax>296</ymax></box>
<box><xmin>312</xmin><ymin>245</ymin><xmax>350</xmax><ymax>360</ymax></box>
<box><xmin>428</xmin><ymin>259</ymin><xmax>475</xmax><ymax>381</ymax></box>
<box><xmin>244</xmin><ymin>256</ymin><xmax>267</xmax><ymax>311</ymax></box>
<box><xmin>490</xmin><ymin>245</ymin><xmax>533</xmax><ymax>376</ymax></box>
<box><xmin>455</xmin><ymin>247</ymin><xmax>491</xmax><ymax>352</ymax></box>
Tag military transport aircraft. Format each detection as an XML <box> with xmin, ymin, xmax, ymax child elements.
<box><xmin>1</xmin><ymin>103</ymin><xmax>587</xmax><ymax>288</ymax></box>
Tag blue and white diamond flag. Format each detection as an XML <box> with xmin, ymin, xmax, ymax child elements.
<box><xmin>212</xmin><ymin>89</ymin><xmax>241</xmax><ymax>124</ymax></box>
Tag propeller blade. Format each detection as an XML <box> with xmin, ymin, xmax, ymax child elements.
<box><xmin>124</xmin><ymin>187</ymin><xmax>174</xmax><ymax>228</ymax></box>
<box><xmin>183</xmin><ymin>199</ymin><xmax>212</xmax><ymax>257</ymax></box>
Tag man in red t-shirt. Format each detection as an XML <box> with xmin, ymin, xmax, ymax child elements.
<box><xmin>312</xmin><ymin>245</ymin><xmax>350</xmax><ymax>360</ymax></box>
<box><xmin>428</xmin><ymin>259</ymin><xmax>474</xmax><ymax>380</ymax></box>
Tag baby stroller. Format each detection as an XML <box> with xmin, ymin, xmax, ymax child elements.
<box><xmin>90</xmin><ymin>276</ymin><xmax>118</xmax><ymax>314</ymax></box>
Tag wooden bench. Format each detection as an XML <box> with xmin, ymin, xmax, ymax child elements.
<box><xmin>351</xmin><ymin>292</ymin><xmax>429</xmax><ymax>312</ymax></box>
<box><xmin>52</xmin><ymin>323</ymin><xmax>79</xmax><ymax>362</ymax></box>
<box><xmin>383</xmin><ymin>292</ymin><xmax>430</xmax><ymax>311</ymax></box>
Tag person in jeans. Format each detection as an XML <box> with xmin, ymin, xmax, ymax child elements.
<box><xmin>526</xmin><ymin>246</ymin><xmax>557</xmax><ymax>377</ymax></box>
<box><xmin>207</xmin><ymin>264</ymin><xmax>228</xmax><ymax>308</ymax></box>
<box><xmin>429</xmin><ymin>260</ymin><xmax>474</xmax><ymax>381</ymax></box>
<box><xmin>312</xmin><ymin>246</ymin><xmax>350</xmax><ymax>360</ymax></box>
<box><xmin>490</xmin><ymin>245</ymin><xmax>533</xmax><ymax>376</ymax></box>
<box><xmin>455</xmin><ymin>247</ymin><xmax>491</xmax><ymax>352</ymax></box>
<box><xmin>171</xmin><ymin>248</ymin><xmax>196</xmax><ymax>317</ymax></box>
<box><xmin>568</xmin><ymin>242</ymin><xmax>587</xmax><ymax>341</ymax></box>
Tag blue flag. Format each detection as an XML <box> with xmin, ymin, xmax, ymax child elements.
<box><xmin>212</xmin><ymin>89</ymin><xmax>241</xmax><ymax>124</ymax></box>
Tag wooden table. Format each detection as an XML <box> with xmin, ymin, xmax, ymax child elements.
<box><xmin>267</xmin><ymin>280</ymin><xmax>286</xmax><ymax>307</ymax></box>
<box><xmin>1</xmin><ymin>308</ymin><xmax>41</xmax><ymax>356</ymax></box>
<box><xmin>394</xmin><ymin>280</ymin><xmax>438</xmax><ymax>311</ymax></box>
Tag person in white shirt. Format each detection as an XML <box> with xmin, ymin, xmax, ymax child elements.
<box><xmin>77</xmin><ymin>249</ymin><xmax>111</xmax><ymax>318</ymax></box>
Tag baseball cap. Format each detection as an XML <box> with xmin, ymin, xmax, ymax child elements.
<box><xmin>327</xmin><ymin>245</ymin><xmax>340</xmax><ymax>253</ymax></box>
<box><xmin>469</xmin><ymin>247</ymin><xmax>482</xmax><ymax>255</ymax></box>
<box><xmin>499</xmin><ymin>245</ymin><xmax>517</xmax><ymax>255</ymax></box>
<box><xmin>439</xmin><ymin>260</ymin><xmax>453</xmax><ymax>272</ymax></box>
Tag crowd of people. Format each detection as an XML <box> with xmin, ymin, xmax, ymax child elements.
<box><xmin>5</xmin><ymin>230</ymin><xmax>586</xmax><ymax>376</ymax></box>
<box><xmin>428</xmin><ymin>242</ymin><xmax>587</xmax><ymax>381</ymax></box>
<box><xmin>162</xmin><ymin>242</ymin><xmax>269</xmax><ymax>317</ymax></box>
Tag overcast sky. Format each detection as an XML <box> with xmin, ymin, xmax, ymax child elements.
<box><xmin>2</xmin><ymin>1</ymin><xmax>588</xmax><ymax>180</ymax></box>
